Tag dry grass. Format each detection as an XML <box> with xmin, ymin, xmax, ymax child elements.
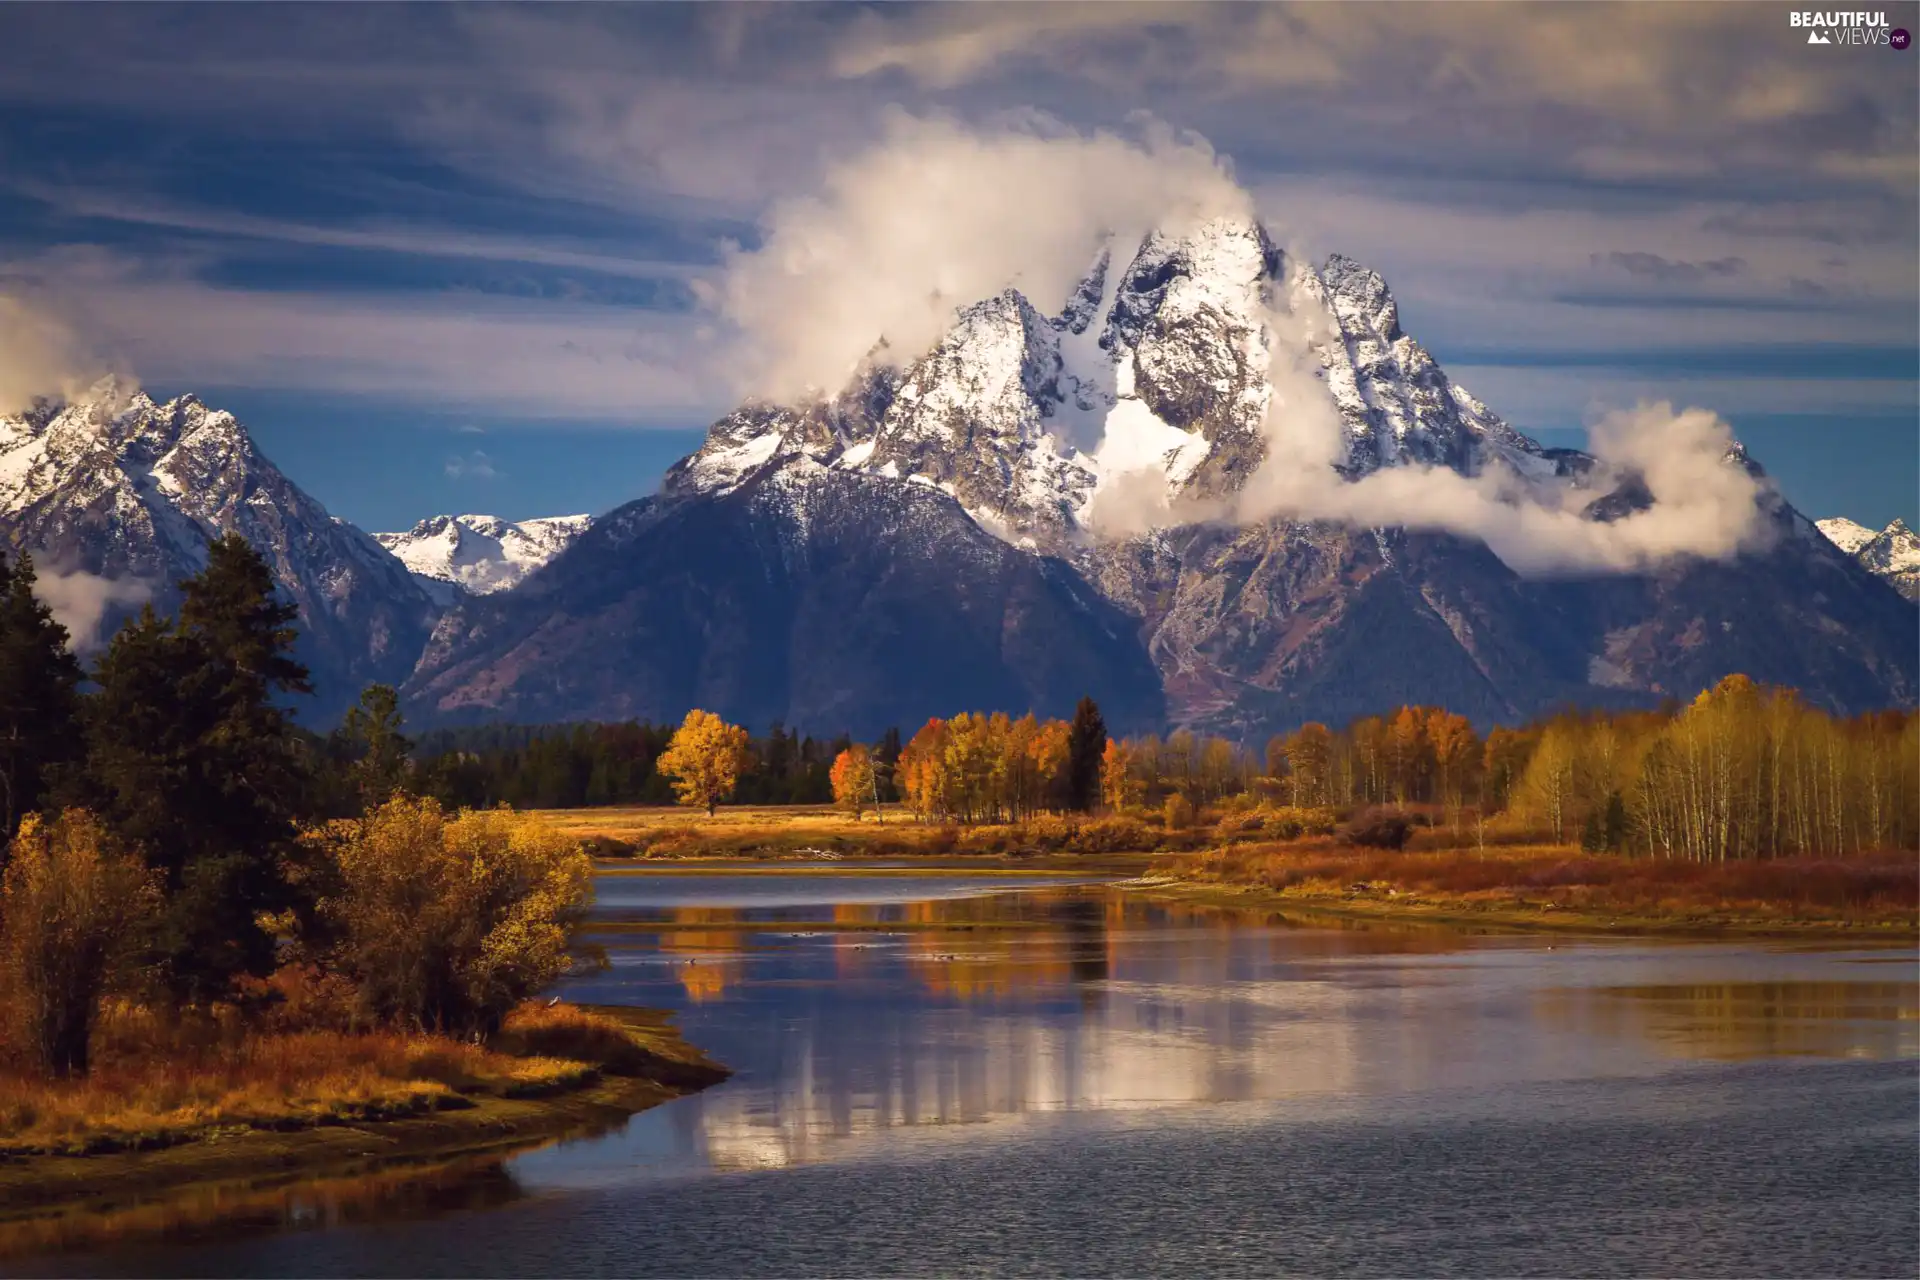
<box><xmin>533</xmin><ymin>803</ymin><xmax>1217</xmax><ymax>859</ymax></box>
<box><xmin>1155</xmin><ymin>842</ymin><xmax>1920</xmax><ymax>926</ymax></box>
<box><xmin>0</xmin><ymin>1001</ymin><xmax>603</xmax><ymax>1157</ymax></box>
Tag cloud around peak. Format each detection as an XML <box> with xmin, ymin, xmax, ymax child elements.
<box><xmin>705</xmin><ymin>111</ymin><xmax>1253</xmax><ymax>402</ymax></box>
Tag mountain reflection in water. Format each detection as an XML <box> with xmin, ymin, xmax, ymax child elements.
<box><xmin>7</xmin><ymin>871</ymin><xmax>1914</xmax><ymax>1276</ymax></box>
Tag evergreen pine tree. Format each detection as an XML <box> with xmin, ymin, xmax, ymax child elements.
<box><xmin>1065</xmin><ymin>696</ymin><xmax>1107</xmax><ymax>812</ymax></box>
<box><xmin>84</xmin><ymin>536</ymin><xmax>314</xmax><ymax>1005</ymax></box>
<box><xmin>0</xmin><ymin>550</ymin><xmax>84</xmax><ymax>846</ymax></box>
<box><xmin>340</xmin><ymin>683</ymin><xmax>412</xmax><ymax>810</ymax></box>
<box><xmin>1602</xmin><ymin>790</ymin><xmax>1629</xmax><ymax>853</ymax></box>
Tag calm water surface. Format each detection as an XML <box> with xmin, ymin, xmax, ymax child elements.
<box><xmin>8</xmin><ymin>869</ymin><xmax>1917</xmax><ymax>1277</ymax></box>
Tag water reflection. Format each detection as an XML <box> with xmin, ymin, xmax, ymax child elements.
<box><xmin>1540</xmin><ymin>980</ymin><xmax>1919</xmax><ymax>1060</ymax></box>
<box><xmin>0</xmin><ymin>1156</ymin><xmax>529</xmax><ymax>1260</ymax></box>
<box><xmin>6</xmin><ymin>870</ymin><xmax>1914</xmax><ymax>1269</ymax></box>
<box><xmin>543</xmin><ymin>879</ymin><xmax>1917</xmax><ymax>1182</ymax></box>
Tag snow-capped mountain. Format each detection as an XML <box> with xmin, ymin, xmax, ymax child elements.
<box><xmin>408</xmin><ymin>219</ymin><xmax>1916</xmax><ymax>734</ymax></box>
<box><xmin>1819</xmin><ymin>517</ymin><xmax>1920</xmax><ymax>601</ymax></box>
<box><xmin>663</xmin><ymin>222</ymin><xmax>1565</xmax><ymax>549</ymax></box>
<box><xmin>0</xmin><ymin>378</ymin><xmax>437</xmax><ymax>718</ymax></box>
<box><xmin>374</xmin><ymin>513</ymin><xmax>592</xmax><ymax>602</ymax></box>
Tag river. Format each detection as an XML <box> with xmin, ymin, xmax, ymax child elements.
<box><xmin>9</xmin><ymin>867</ymin><xmax>1917</xmax><ymax>1277</ymax></box>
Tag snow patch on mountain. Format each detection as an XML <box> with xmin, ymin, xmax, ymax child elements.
<box><xmin>668</xmin><ymin>216</ymin><xmax>1568</xmax><ymax>554</ymax></box>
<box><xmin>1816</xmin><ymin>516</ymin><xmax>1878</xmax><ymax>555</ymax></box>
<box><xmin>1821</xmin><ymin>516</ymin><xmax>1920</xmax><ymax>600</ymax></box>
<box><xmin>374</xmin><ymin>512</ymin><xmax>593</xmax><ymax>598</ymax></box>
<box><xmin>0</xmin><ymin>378</ymin><xmax>436</xmax><ymax>711</ymax></box>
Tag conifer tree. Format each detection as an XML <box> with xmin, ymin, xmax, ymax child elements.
<box><xmin>0</xmin><ymin>550</ymin><xmax>83</xmax><ymax>847</ymax></box>
<box><xmin>340</xmin><ymin>683</ymin><xmax>412</xmax><ymax>810</ymax></box>
<box><xmin>83</xmin><ymin>536</ymin><xmax>314</xmax><ymax>1005</ymax></box>
<box><xmin>1065</xmin><ymin>696</ymin><xmax>1107</xmax><ymax>813</ymax></box>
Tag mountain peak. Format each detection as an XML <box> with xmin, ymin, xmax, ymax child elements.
<box><xmin>0</xmin><ymin>387</ymin><xmax>435</xmax><ymax>714</ymax></box>
<box><xmin>1819</xmin><ymin>515</ymin><xmax>1920</xmax><ymax>600</ymax></box>
<box><xmin>1817</xmin><ymin>516</ymin><xmax>1877</xmax><ymax>553</ymax></box>
<box><xmin>373</xmin><ymin>511</ymin><xmax>594</xmax><ymax>597</ymax></box>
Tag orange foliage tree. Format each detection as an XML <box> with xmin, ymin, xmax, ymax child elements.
<box><xmin>829</xmin><ymin>745</ymin><xmax>877</xmax><ymax>819</ymax></box>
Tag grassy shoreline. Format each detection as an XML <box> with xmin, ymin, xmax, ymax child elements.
<box><xmin>0</xmin><ymin>1006</ymin><xmax>726</xmax><ymax>1233</ymax></box>
<box><xmin>1120</xmin><ymin>876</ymin><xmax>1920</xmax><ymax>940</ymax></box>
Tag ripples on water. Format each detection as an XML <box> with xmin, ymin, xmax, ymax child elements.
<box><xmin>7</xmin><ymin>870</ymin><xmax>1916</xmax><ymax>1277</ymax></box>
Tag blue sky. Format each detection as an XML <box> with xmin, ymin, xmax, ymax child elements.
<box><xmin>1</xmin><ymin>2</ymin><xmax>1914</xmax><ymax>534</ymax></box>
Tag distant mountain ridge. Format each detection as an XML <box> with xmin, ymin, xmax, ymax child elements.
<box><xmin>1818</xmin><ymin>517</ymin><xmax>1920</xmax><ymax>601</ymax></box>
<box><xmin>374</xmin><ymin>513</ymin><xmax>593</xmax><ymax>602</ymax></box>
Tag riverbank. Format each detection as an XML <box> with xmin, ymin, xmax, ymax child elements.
<box><xmin>1134</xmin><ymin>846</ymin><xmax>1920</xmax><ymax>939</ymax></box>
<box><xmin>0</xmin><ymin>1005</ymin><xmax>726</xmax><ymax>1231</ymax></box>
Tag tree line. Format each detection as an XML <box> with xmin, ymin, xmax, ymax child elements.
<box><xmin>383</xmin><ymin>668</ymin><xmax>1915</xmax><ymax>861</ymax></box>
<box><xmin>408</xmin><ymin>719</ymin><xmax>899</xmax><ymax>811</ymax></box>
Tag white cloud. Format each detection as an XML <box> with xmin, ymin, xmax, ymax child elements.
<box><xmin>29</xmin><ymin>566</ymin><xmax>150</xmax><ymax>649</ymax></box>
<box><xmin>0</xmin><ymin>295</ymin><xmax>129</xmax><ymax>414</ymax></box>
<box><xmin>444</xmin><ymin>449</ymin><xmax>500</xmax><ymax>481</ymax></box>
<box><xmin>708</xmin><ymin>111</ymin><xmax>1253</xmax><ymax>400</ymax></box>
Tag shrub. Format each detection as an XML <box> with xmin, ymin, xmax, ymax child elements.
<box><xmin>1019</xmin><ymin>814</ymin><xmax>1081</xmax><ymax>851</ymax></box>
<box><xmin>579</xmin><ymin>834</ymin><xmax>639</xmax><ymax>859</ymax></box>
<box><xmin>312</xmin><ymin>798</ymin><xmax>594</xmax><ymax>1037</ymax></box>
<box><xmin>1</xmin><ymin>812</ymin><xmax>156</xmax><ymax>1078</ymax></box>
<box><xmin>1163</xmin><ymin>794</ymin><xmax>1196</xmax><ymax>831</ymax></box>
<box><xmin>1341</xmin><ymin>807</ymin><xmax>1413</xmax><ymax>850</ymax></box>
<box><xmin>1071</xmin><ymin>817</ymin><xmax>1152</xmax><ymax>854</ymax></box>
<box><xmin>1261</xmin><ymin>806</ymin><xmax>1341</xmax><ymax>840</ymax></box>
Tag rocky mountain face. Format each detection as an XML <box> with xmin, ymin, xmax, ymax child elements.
<box><xmin>407</xmin><ymin>218</ymin><xmax>1916</xmax><ymax>737</ymax></box>
<box><xmin>374</xmin><ymin>513</ymin><xmax>593</xmax><ymax>603</ymax></box>
<box><xmin>1818</xmin><ymin>517</ymin><xmax>1920</xmax><ymax>601</ymax></box>
<box><xmin>403</xmin><ymin>464</ymin><xmax>1164</xmax><ymax>733</ymax></box>
<box><xmin>0</xmin><ymin>379</ymin><xmax>437</xmax><ymax>720</ymax></box>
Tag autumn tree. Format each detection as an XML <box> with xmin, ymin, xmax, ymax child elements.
<box><xmin>1426</xmin><ymin>711</ymin><xmax>1479</xmax><ymax>820</ymax></box>
<box><xmin>1350</xmin><ymin>716</ymin><xmax>1389</xmax><ymax>804</ymax></box>
<box><xmin>943</xmin><ymin>712</ymin><xmax>1000</xmax><ymax>823</ymax></box>
<box><xmin>1162</xmin><ymin>729</ymin><xmax>1197</xmax><ymax>798</ymax></box>
<box><xmin>1385</xmin><ymin>706</ymin><xmax>1430</xmax><ymax>803</ymax></box>
<box><xmin>0</xmin><ymin>550</ymin><xmax>83</xmax><ymax>848</ymax></box>
<box><xmin>1198</xmin><ymin>737</ymin><xmax>1242</xmax><ymax>801</ymax></box>
<box><xmin>314</xmin><ymin>797</ymin><xmax>592</xmax><ymax>1035</ymax></box>
<box><xmin>1511</xmin><ymin>719</ymin><xmax>1579</xmax><ymax>841</ymax></box>
<box><xmin>898</xmin><ymin>718</ymin><xmax>952</xmax><ymax>821</ymax></box>
<box><xmin>1482</xmin><ymin>725</ymin><xmax>1536</xmax><ymax>812</ymax></box>
<box><xmin>1064</xmin><ymin>697</ymin><xmax>1106</xmax><ymax>812</ymax></box>
<box><xmin>1101</xmin><ymin>738</ymin><xmax>1143</xmax><ymax>810</ymax></box>
<box><xmin>656</xmin><ymin>709</ymin><xmax>750</xmax><ymax>816</ymax></box>
<box><xmin>1283</xmin><ymin>723</ymin><xmax>1334</xmax><ymax>808</ymax></box>
<box><xmin>1</xmin><ymin>811</ymin><xmax>155</xmax><ymax>1077</ymax></box>
<box><xmin>1028</xmin><ymin>718</ymin><xmax>1072</xmax><ymax>813</ymax></box>
<box><xmin>829</xmin><ymin>745</ymin><xmax>876</xmax><ymax>819</ymax></box>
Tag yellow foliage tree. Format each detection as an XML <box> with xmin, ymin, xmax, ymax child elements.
<box><xmin>1101</xmin><ymin>738</ymin><xmax>1143</xmax><ymax>810</ymax></box>
<box><xmin>830</xmin><ymin>745</ymin><xmax>876</xmax><ymax>819</ymax></box>
<box><xmin>314</xmin><ymin>797</ymin><xmax>593</xmax><ymax>1035</ymax></box>
<box><xmin>1</xmin><ymin>811</ymin><xmax>156</xmax><ymax>1077</ymax></box>
<box><xmin>656</xmin><ymin>709</ymin><xmax>751</xmax><ymax>816</ymax></box>
<box><xmin>1283</xmin><ymin>723</ymin><xmax>1334</xmax><ymax>808</ymax></box>
<box><xmin>898</xmin><ymin>718</ymin><xmax>951</xmax><ymax>821</ymax></box>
